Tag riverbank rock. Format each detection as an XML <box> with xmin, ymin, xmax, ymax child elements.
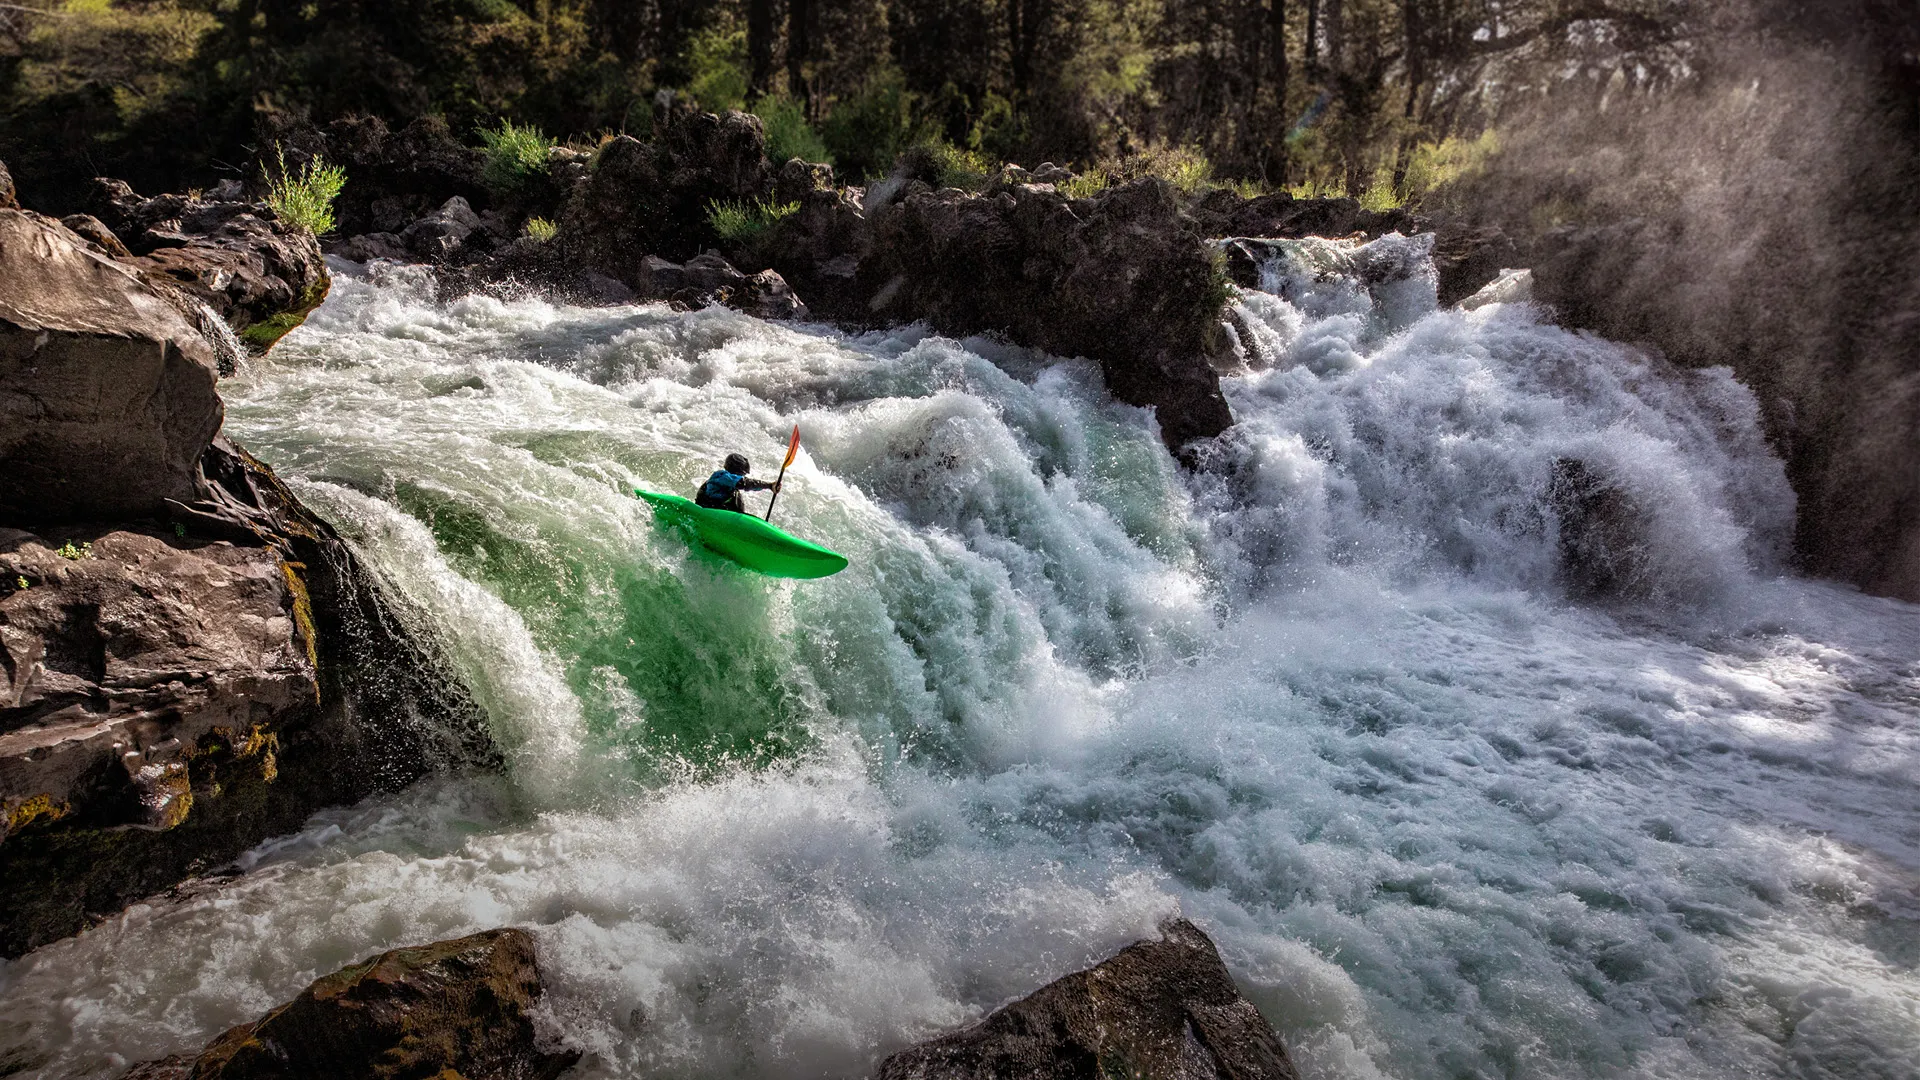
<box><xmin>88</xmin><ymin>179</ymin><xmax>330</xmax><ymax>353</ymax></box>
<box><xmin>123</xmin><ymin>929</ymin><xmax>578</xmax><ymax>1080</ymax></box>
<box><xmin>0</xmin><ymin>440</ymin><xmax>495</xmax><ymax>958</ymax></box>
<box><xmin>0</xmin><ymin>210</ymin><xmax>224</xmax><ymax>522</ymax></box>
<box><xmin>876</xmin><ymin>918</ymin><xmax>1299</xmax><ymax>1080</ymax></box>
<box><xmin>856</xmin><ymin>178</ymin><xmax>1236</xmax><ymax>453</ymax></box>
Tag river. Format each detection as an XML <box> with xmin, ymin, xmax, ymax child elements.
<box><xmin>2</xmin><ymin>241</ymin><xmax>1916</xmax><ymax>1079</ymax></box>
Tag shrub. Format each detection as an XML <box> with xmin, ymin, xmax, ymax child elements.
<box><xmin>755</xmin><ymin>97</ymin><xmax>832</xmax><ymax>166</ymax></box>
<box><xmin>686</xmin><ymin>23</ymin><xmax>749</xmax><ymax>113</ymax></box>
<box><xmin>707</xmin><ymin>198</ymin><xmax>799</xmax><ymax>244</ymax></box>
<box><xmin>263</xmin><ymin>144</ymin><xmax>347</xmax><ymax>236</ymax></box>
<box><xmin>1059</xmin><ymin>168</ymin><xmax>1114</xmax><ymax>200</ymax></box>
<box><xmin>525</xmin><ymin>216</ymin><xmax>558</xmax><ymax>241</ymax></box>
<box><xmin>928</xmin><ymin>141</ymin><xmax>993</xmax><ymax>191</ymax></box>
<box><xmin>822</xmin><ymin>70</ymin><xmax>926</xmax><ymax>180</ymax></box>
<box><xmin>479</xmin><ymin>119</ymin><xmax>555</xmax><ymax>193</ymax></box>
<box><xmin>55</xmin><ymin>541</ymin><xmax>93</xmax><ymax>561</ymax></box>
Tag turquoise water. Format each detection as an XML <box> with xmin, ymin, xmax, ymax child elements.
<box><xmin>1</xmin><ymin>251</ymin><xmax>1916</xmax><ymax>1080</ymax></box>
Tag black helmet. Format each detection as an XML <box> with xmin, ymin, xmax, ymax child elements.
<box><xmin>724</xmin><ymin>453</ymin><xmax>751</xmax><ymax>474</ymax></box>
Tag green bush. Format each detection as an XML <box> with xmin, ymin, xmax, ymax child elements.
<box><xmin>1059</xmin><ymin>168</ymin><xmax>1114</xmax><ymax>200</ymax></box>
<box><xmin>525</xmin><ymin>216</ymin><xmax>558</xmax><ymax>241</ymax></box>
<box><xmin>755</xmin><ymin>97</ymin><xmax>832</xmax><ymax>166</ymax></box>
<box><xmin>926</xmin><ymin>141</ymin><xmax>993</xmax><ymax>191</ymax></box>
<box><xmin>707</xmin><ymin>197</ymin><xmax>799</xmax><ymax>244</ymax></box>
<box><xmin>264</xmin><ymin>145</ymin><xmax>347</xmax><ymax>236</ymax></box>
<box><xmin>686</xmin><ymin>23</ymin><xmax>749</xmax><ymax>113</ymax></box>
<box><xmin>479</xmin><ymin>119</ymin><xmax>555</xmax><ymax>193</ymax></box>
<box><xmin>821</xmin><ymin>70</ymin><xmax>926</xmax><ymax>181</ymax></box>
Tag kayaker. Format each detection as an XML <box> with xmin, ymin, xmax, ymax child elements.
<box><xmin>695</xmin><ymin>453</ymin><xmax>781</xmax><ymax>514</ymax></box>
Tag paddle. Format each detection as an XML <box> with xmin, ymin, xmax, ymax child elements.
<box><xmin>764</xmin><ymin>423</ymin><xmax>800</xmax><ymax>523</ymax></box>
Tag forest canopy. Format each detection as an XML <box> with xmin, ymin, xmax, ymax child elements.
<box><xmin>1</xmin><ymin>0</ymin><xmax>1720</xmax><ymax>203</ymax></box>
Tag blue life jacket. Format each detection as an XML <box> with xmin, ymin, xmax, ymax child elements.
<box><xmin>696</xmin><ymin>469</ymin><xmax>748</xmax><ymax>508</ymax></box>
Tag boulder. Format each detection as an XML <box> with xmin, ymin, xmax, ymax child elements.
<box><xmin>132</xmin><ymin>928</ymin><xmax>578</xmax><ymax>1080</ymax></box>
<box><xmin>0</xmin><ymin>441</ymin><xmax>495</xmax><ymax>957</ymax></box>
<box><xmin>857</xmin><ymin>179</ymin><xmax>1235</xmax><ymax>453</ymax></box>
<box><xmin>554</xmin><ymin>104</ymin><xmax>775</xmax><ymax>284</ymax></box>
<box><xmin>400</xmin><ymin>195</ymin><xmax>484</xmax><ymax>260</ymax></box>
<box><xmin>89</xmin><ymin>179</ymin><xmax>330</xmax><ymax>353</ymax></box>
<box><xmin>0</xmin><ymin>210</ymin><xmax>224</xmax><ymax>522</ymax></box>
<box><xmin>316</xmin><ymin>114</ymin><xmax>488</xmax><ymax>240</ymax></box>
<box><xmin>0</xmin><ymin>157</ymin><xmax>14</xmax><ymax>209</ymax></box>
<box><xmin>875</xmin><ymin>918</ymin><xmax>1299</xmax><ymax>1080</ymax></box>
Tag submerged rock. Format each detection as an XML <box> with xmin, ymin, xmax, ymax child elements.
<box><xmin>125</xmin><ymin>928</ymin><xmax>578</xmax><ymax>1080</ymax></box>
<box><xmin>0</xmin><ymin>209</ymin><xmax>225</xmax><ymax>521</ymax></box>
<box><xmin>876</xmin><ymin>918</ymin><xmax>1300</xmax><ymax>1080</ymax></box>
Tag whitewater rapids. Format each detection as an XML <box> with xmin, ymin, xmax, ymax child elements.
<box><xmin>2</xmin><ymin>242</ymin><xmax>1916</xmax><ymax>1080</ymax></box>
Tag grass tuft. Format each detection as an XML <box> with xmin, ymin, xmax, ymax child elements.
<box><xmin>524</xmin><ymin>216</ymin><xmax>558</xmax><ymax>241</ymax></box>
<box><xmin>707</xmin><ymin>197</ymin><xmax>799</xmax><ymax>244</ymax></box>
<box><xmin>479</xmin><ymin>119</ymin><xmax>555</xmax><ymax>193</ymax></box>
<box><xmin>263</xmin><ymin>144</ymin><xmax>346</xmax><ymax>236</ymax></box>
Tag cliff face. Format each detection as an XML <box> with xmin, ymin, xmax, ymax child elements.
<box><xmin>0</xmin><ymin>186</ymin><xmax>492</xmax><ymax>959</ymax></box>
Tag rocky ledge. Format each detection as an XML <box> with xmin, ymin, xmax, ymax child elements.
<box><xmin>1</xmin><ymin>168</ymin><xmax>492</xmax><ymax>958</ymax></box>
<box><xmin>878</xmin><ymin>918</ymin><xmax>1299</xmax><ymax>1080</ymax></box>
<box><xmin>122</xmin><ymin>928</ymin><xmax>578</xmax><ymax>1080</ymax></box>
<box><xmin>309</xmin><ymin>99</ymin><xmax>1438</xmax><ymax>458</ymax></box>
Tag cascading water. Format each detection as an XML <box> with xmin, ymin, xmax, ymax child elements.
<box><xmin>2</xmin><ymin>242</ymin><xmax>1916</xmax><ymax>1080</ymax></box>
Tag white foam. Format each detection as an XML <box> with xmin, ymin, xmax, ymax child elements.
<box><xmin>2</xmin><ymin>255</ymin><xmax>1914</xmax><ymax>1080</ymax></box>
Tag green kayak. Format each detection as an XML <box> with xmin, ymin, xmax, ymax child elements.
<box><xmin>636</xmin><ymin>490</ymin><xmax>848</xmax><ymax>579</ymax></box>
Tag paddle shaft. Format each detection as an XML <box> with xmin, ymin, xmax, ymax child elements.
<box><xmin>763</xmin><ymin>462</ymin><xmax>790</xmax><ymax>522</ymax></box>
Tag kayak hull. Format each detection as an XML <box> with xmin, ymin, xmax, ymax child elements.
<box><xmin>636</xmin><ymin>490</ymin><xmax>848</xmax><ymax>579</ymax></box>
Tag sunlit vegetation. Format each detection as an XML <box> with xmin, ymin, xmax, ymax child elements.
<box><xmin>263</xmin><ymin>145</ymin><xmax>346</xmax><ymax>235</ymax></box>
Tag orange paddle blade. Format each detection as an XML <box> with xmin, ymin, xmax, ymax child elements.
<box><xmin>782</xmin><ymin>423</ymin><xmax>801</xmax><ymax>469</ymax></box>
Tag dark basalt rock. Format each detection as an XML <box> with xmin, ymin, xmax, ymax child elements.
<box><xmin>88</xmin><ymin>178</ymin><xmax>330</xmax><ymax>353</ymax></box>
<box><xmin>1549</xmin><ymin>456</ymin><xmax>1655</xmax><ymax>599</ymax></box>
<box><xmin>876</xmin><ymin>918</ymin><xmax>1299</xmax><ymax>1080</ymax></box>
<box><xmin>856</xmin><ymin>178</ymin><xmax>1235</xmax><ymax>453</ymax></box>
<box><xmin>124</xmin><ymin>928</ymin><xmax>578</xmax><ymax>1080</ymax></box>
<box><xmin>0</xmin><ymin>210</ymin><xmax>226</xmax><ymax>521</ymax></box>
<box><xmin>0</xmin><ymin>440</ymin><xmax>495</xmax><ymax>958</ymax></box>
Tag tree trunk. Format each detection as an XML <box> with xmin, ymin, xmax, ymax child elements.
<box><xmin>787</xmin><ymin>0</ymin><xmax>812</xmax><ymax>112</ymax></box>
<box><xmin>1009</xmin><ymin>0</ymin><xmax>1030</xmax><ymax>96</ymax></box>
<box><xmin>1324</xmin><ymin>0</ymin><xmax>1343</xmax><ymax>72</ymax></box>
<box><xmin>1269</xmin><ymin>0</ymin><xmax>1289</xmax><ymax>98</ymax></box>
<box><xmin>1305</xmin><ymin>0</ymin><xmax>1320</xmax><ymax>74</ymax></box>
<box><xmin>748</xmin><ymin>0</ymin><xmax>776</xmax><ymax>101</ymax></box>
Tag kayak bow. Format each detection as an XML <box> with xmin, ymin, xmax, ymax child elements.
<box><xmin>636</xmin><ymin>489</ymin><xmax>848</xmax><ymax>579</ymax></box>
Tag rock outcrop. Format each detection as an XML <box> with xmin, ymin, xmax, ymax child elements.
<box><xmin>88</xmin><ymin>180</ymin><xmax>330</xmax><ymax>353</ymax></box>
<box><xmin>121</xmin><ymin>928</ymin><xmax>578</xmax><ymax>1080</ymax></box>
<box><xmin>0</xmin><ymin>440</ymin><xmax>495</xmax><ymax>958</ymax></box>
<box><xmin>0</xmin><ymin>210</ymin><xmax>225</xmax><ymax>522</ymax></box>
<box><xmin>2</xmin><ymin>173</ymin><xmax>491</xmax><ymax>956</ymax></box>
<box><xmin>856</xmin><ymin>179</ymin><xmax>1236</xmax><ymax>452</ymax></box>
<box><xmin>876</xmin><ymin>918</ymin><xmax>1299</xmax><ymax>1080</ymax></box>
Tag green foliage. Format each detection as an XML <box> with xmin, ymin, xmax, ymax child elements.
<box><xmin>707</xmin><ymin>198</ymin><xmax>799</xmax><ymax>244</ymax></box>
<box><xmin>524</xmin><ymin>216</ymin><xmax>559</xmax><ymax>241</ymax></box>
<box><xmin>1106</xmin><ymin>144</ymin><xmax>1214</xmax><ymax>193</ymax></box>
<box><xmin>15</xmin><ymin>577</ymin><xmax>28</xmax><ymax>590</ymax></box>
<box><xmin>923</xmin><ymin>141</ymin><xmax>994</xmax><ymax>191</ymax></box>
<box><xmin>1398</xmin><ymin>131</ymin><xmax>1501</xmax><ymax>208</ymax></box>
<box><xmin>55</xmin><ymin>541</ymin><xmax>93</xmax><ymax>561</ymax></box>
<box><xmin>173</xmin><ymin>523</ymin><xmax>187</xmax><ymax>539</ymax></box>
<box><xmin>1059</xmin><ymin>168</ymin><xmax>1115</xmax><ymax>200</ymax></box>
<box><xmin>263</xmin><ymin>145</ymin><xmax>346</xmax><ymax>236</ymax></box>
<box><xmin>1358</xmin><ymin>168</ymin><xmax>1403</xmax><ymax>212</ymax></box>
<box><xmin>479</xmin><ymin>119</ymin><xmax>555</xmax><ymax>193</ymax></box>
<box><xmin>822</xmin><ymin>70</ymin><xmax>926</xmax><ymax>181</ymax></box>
<box><xmin>685</xmin><ymin>22</ymin><xmax>749</xmax><ymax>113</ymax></box>
<box><xmin>754</xmin><ymin>97</ymin><xmax>832</xmax><ymax>166</ymax></box>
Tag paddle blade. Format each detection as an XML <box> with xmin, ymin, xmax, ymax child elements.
<box><xmin>782</xmin><ymin>423</ymin><xmax>801</xmax><ymax>469</ymax></box>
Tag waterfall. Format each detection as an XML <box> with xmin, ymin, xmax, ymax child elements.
<box><xmin>2</xmin><ymin>252</ymin><xmax>1915</xmax><ymax>1080</ymax></box>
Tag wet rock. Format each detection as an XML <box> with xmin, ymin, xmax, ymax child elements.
<box><xmin>1459</xmin><ymin>268</ymin><xmax>1534</xmax><ymax>311</ymax></box>
<box><xmin>0</xmin><ymin>209</ymin><xmax>224</xmax><ymax>521</ymax></box>
<box><xmin>330</xmin><ymin>232</ymin><xmax>410</xmax><ymax>264</ymax></box>
<box><xmin>1549</xmin><ymin>457</ymin><xmax>1653</xmax><ymax>598</ymax></box>
<box><xmin>401</xmin><ymin>196</ymin><xmax>483</xmax><ymax>260</ymax></box>
<box><xmin>1430</xmin><ymin>224</ymin><xmax>1522</xmax><ymax>308</ymax></box>
<box><xmin>0</xmin><ymin>440</ymin><xmax>495</xmax><ymax>958</ymax></box>
<box><xmin>876</xmin><ymin>918</ymin><xmax>1299</xmax><ymax>1080</ymax></box>
<box><xmin>636</xmin><ymin>253</ymin><xmax>808</xmax><ymax>319</ymax></box>
<box><xmin>857</xmin><ymin>178</ymin><xmax>1234</xmax><ymax>453</ymax></box>
<box><xmin>89</xmin><ymin>179</ymin><xmax>329</xmax><ymax>353</ymax></box>
<box><xmin>143</xmin><ymin>928</ymin><xmax>577</xmax><ymax>1080</ymax></box>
